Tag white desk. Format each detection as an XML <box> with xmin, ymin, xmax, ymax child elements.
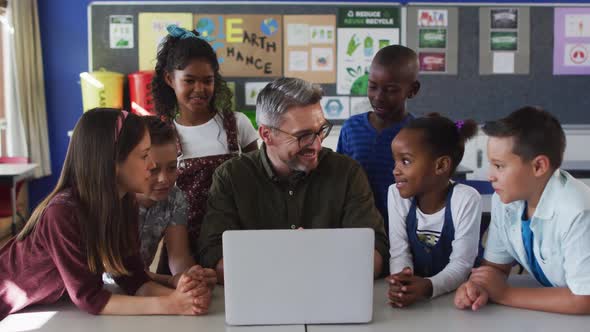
<box><xmin>0</xmin><ymin>285</ymin><xmax>304</xmax><ymax>332</ymax></box>
<box><xmin>0</xmin><ymin>163</ymin><xmax>37</xmax><ymax>235</ymax></box>
<box><xmin>307</xmin><ymin>276</ymin><xmax>590</xmax><ymax>332</ymax></box>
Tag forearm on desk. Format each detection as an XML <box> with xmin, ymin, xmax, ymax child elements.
<box><xmin>499</xmin><ymin>287</ymin><xmax>590</xmax><ymax>315</ymax></box>
<box><xmin>100</xmin><ymin>282</ymin><xmax>174</xmax><ymax>315</ymax></box>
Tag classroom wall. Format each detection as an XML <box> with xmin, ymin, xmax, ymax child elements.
<box><xmin>31</xmin><ymin>0</ymin><xmax>134</xmax><ymax>205</ymax></box>
<box><xmin>32</xmin><ymin>0</ymin><xmax>590</xmax><ymax>205</ymax></box>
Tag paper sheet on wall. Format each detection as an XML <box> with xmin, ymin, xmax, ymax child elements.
<box><xmin>565</xmin><ymin>14</ymin><xmax>590</xmax><ymax>37</ymax></box>
<box><xmin>244</xmin><ymin>82</ymin><xmax>270</xmax><ymax>106</ymax></box>
<box><xmin>287</xmin><ymin>24</ymin><xmax>309</xmax><ymax>46</ymax></box>
<box><xmin>288</xmin><ymin>51</ymin><xmax>309</xmax><ymax>71</ymax></box>
<box><xmin>322</xmin><ymin>96</ymin><xmax>350</xmax><ymax>120</ymax></box>
<box><xmin>418</xmin><ymin>9</ymin><xmax>448</xmax><ymax>27</ymax></box>
<box><xmin>564</xmin><ymin>44</ymin><xmax>590</xmax><ymax>66</ymax></box>
<box><xmin>138</xmin><ymin>13</ymin><xmax>193</xmax><ymax>70</ymax></box>
<box><xmin>109</xmin><ymin>15</ymin><xmax>134</xmax><ymax>49</ymax></box>
<box><xmin>492</xmin><ymin>52</ymin><xmax>515</xmax><ymax>74</ymax></box>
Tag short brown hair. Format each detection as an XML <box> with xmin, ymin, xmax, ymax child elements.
<box><xmin>483</xmin><ymin>106</ymin><xmax>566</xmax><ymax>169</ymax></box>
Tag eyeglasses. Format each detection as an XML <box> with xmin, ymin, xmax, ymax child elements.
<box><xmin>269</xmin><ymin>121</ymin><xmax>333</xmax><ymax>148</ymax></box>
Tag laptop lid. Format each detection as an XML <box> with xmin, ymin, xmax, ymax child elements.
<box><xmin>223</xmin><ymin>228</ymin><xmax>374</xmax><ymax>325</ymax></box>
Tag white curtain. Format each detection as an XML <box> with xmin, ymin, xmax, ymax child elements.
<box><xmin>2</xmin><ymin>0</ymin><xmax>51</xmax><ymax>177</ymax></box>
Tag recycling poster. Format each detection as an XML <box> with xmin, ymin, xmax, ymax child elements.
<box><xmin>336</xmin><ymin>7</ymin><xmax>400</xmax><ymax>95</ymax></box>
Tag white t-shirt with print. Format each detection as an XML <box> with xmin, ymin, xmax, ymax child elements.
<box><xmin>174</xmin><ymin>112</ymin><xmax>258</xmax><ymax>160</ymax></box>
<box><xmin>388</xmin><ymin>182</ymin><xmax>482</xmax><ymax>298</ymax></box>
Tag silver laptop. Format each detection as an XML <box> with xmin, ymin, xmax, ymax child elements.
<box><xmin>223</xmin><ymin>228</ymin><xmax>374</xmax><ymax>325</ymax></box>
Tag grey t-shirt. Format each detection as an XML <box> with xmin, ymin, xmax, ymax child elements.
<box><xmin>138</xmin><ymin>186</ymin><xmax>188</xmax><ymax>267</ymax></box>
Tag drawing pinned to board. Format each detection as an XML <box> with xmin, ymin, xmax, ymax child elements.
<box><xmin>419</xmin><ymin>29</ymin><xmax>447</xmax><ymax>49</ymax></box>
<box><xmin>194</xmin><ymin>14</ymin><xmax>282</xmax><ymax>77</ymax></box>
<box><xmin>310</xmin><ymin>26</ymin><xmax>335</xmax><ymax>44</ymax></box>
<box><xmin>311</xmin><ymin>48</ymin><xmax>333</xmax><ymax>71</ymax></box>
<box><xmin>322</xmin><ymin>96</ymin><xmax>350</xmax><ymax>120</ymax></box>
<box><xmin>244</xmin><ymin>82</ymin><xmax>270</xmax><ymax>106</ymax></box>
<box><xmin>565</xmin><ymin>14</ymin><xmax>590</xmax><ymax>37</ymax></box>
<box><xmin>418</xmin><ymin>9</ymin><xmax>448</xmax><ymax>27</ymax></box>
<box><xmin>109</xmin><ymin>15</ymin><xmax>134</xmax><ymax>49</ymax></box>
<box><xmin>491</xmin><ymin>31</ymin><xmax>518</xmax><ymax>51</ymax></box>
<box><xmin>419</xmin><ymin>52</ymin><xmax>446</xmax><ymax>72</ymax></box>
<box><xmin>337</xmin><ymin>7</ymin><xmax>400</xmax><ymax>95</ymax></box>
<box><xmin>287</xmin><ymin>24</ymin><xmax>309</xmax><ymax>46</ymax></box>
<box><xmin>491</xmin><ymin>9</ymin><xmax>518</xmax><ymax>29</ymax></box>
<box><xmin>564</xmin><ymin>44</ymin><xmax>590</xmax><ymax>66</ymax></box>
<box><xmin>288</xmin><ymin>51</ymin><xmax>309</xmax><ymax>71</ymax></box>
<box><xmin>138</xmin><ymin>13</ymin><xmax>193</xmax><ymax>70</ymax></box>
<box><xmin>284</xmin><ymin>15</ymin><xmax>337</xmax><ymax>83</ymax></box>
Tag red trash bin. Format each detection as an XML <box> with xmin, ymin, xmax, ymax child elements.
<box><xmin>128</xmin><ymin>70</ymin><xmax>155</xmax><ymax>116</ymax></box>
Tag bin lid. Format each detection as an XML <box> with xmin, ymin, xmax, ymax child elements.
<box><xmin>128</xmin><ymin>70</ymin><xmax>155</xmax><ymax>79</ymax></box>
<box><xmin>80</xmin><ymin>68</ymin><xmax>123</xmax><ymax>79</ymax></box>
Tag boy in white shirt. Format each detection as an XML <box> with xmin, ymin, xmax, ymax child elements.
<box><xmin>455</xmin><ymin>106</ymin><xmax>590</xmax><ymax>314</ymax></box>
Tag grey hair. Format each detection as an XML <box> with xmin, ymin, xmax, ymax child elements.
<box><xmin>255</xmin><ymin>77</ymin><xmax>323</xmax><ymax>127</ymax></box>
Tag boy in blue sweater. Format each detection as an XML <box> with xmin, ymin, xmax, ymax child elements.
<box><xmin>337</xmin><ymin>45</ymin><xmax>420</xmax><ymax>232</ymax></box>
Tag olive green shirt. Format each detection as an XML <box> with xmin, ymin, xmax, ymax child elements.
<box><xmin>198</xmin><ymin>145</ymin><xmax>390</xmax><ymax>269</ymax></box>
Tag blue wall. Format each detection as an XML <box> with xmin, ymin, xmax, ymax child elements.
<box><xmin>31</xmin><ymin>0</ymin><xmax>590</xmax><ymax>205</ymax></box>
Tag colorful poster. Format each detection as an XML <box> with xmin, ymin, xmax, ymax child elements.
<box><xmin>244</xmin><ymin>82</ymin><xmax>270</xmax><ymax>106</ymax></box>
<box><xmin>491</xmin><ymin>31</ymin><xmax>518</xmax><ymax>51</ymax></box>
<box><xmin>138</xmin><ymin>13</ymin><xmax>193</xmax><ymax>70</ymax></box>
<box><xmin>109</xmin><ymin>15</ymin><xmax>134</xmax><ymax>49</ymax></box>
<box><xmin>283</xmin><ymin>15</ymin><xmax>337</xmax><ymax>83</ymax></box>
<box><xmin>419</xmin><ymin>52</ymin><xmax>446</xmax><ymax>72</ymax></box>
<box><xmin>337</xmin><ymin>8</ymin><xmax>400</xmax><ymax>95</ymax></box>
<box><xmin>419</xmin><ymin>29</ymin><xmax>446</xmax><ymax>49</ymax></box>
<box><xmin>491</xmin><ymin>9</ymin><xmax>518</xmax><ymax>29</ymax></box>
<box><xmin>418</xmin><ymin>9</ymin><xmax>448</xmax><ymax>27</ymax></box>
<box><xmin>321</xmin><ymin>96</ymin><xmax>350</xmax><ymax>120</ymax></box>
<box><xmin>194</xmin><ymin>14</ymin><xmax>282</xmax><ymax>77</ymax></box>
<box><xmin>554</xmin><ymin>8</ymin><xmax>590</xmax><ymax>75</ymax></box>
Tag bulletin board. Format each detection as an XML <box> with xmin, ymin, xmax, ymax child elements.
<box><xmin>89</xmin><ymin>2</ymin><xmax>590</xmax><ymax>124</ymax></box>
<box><xmin>89</xmin><ymin>2</ymin><xmax>402</xmax><ymax>124</ymax></box>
